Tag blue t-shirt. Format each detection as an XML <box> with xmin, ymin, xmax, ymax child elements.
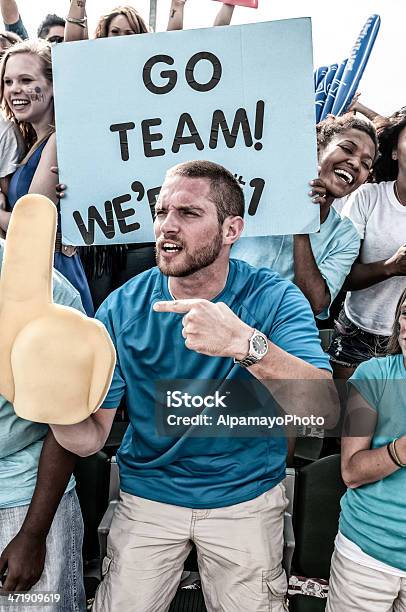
<box><xmin>0</xmin><ymin>242</ymin><xmax>85</xmax><ymax>508</ymax></box>
<box><xmin>96</xmin><ymin>259</ymin><xmax>331</xmax><ymax>509</ymax></box>
<box><xmin>232</xmin><ymin>208</ymin><xmax>360</xmax><ymax>319</ymax></box>
<box><xmin>340</xmin><ymin>355</ymin><xmax>406</xmax><ymax>571</ymax></box>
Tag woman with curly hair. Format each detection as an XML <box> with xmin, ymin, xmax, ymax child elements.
<box><xmin>328</xmin><ymin>112</ymin><xmax>406</xmax><ymax>380</ymax></box>
<box><xmin>233</xmin><ymin>114</ymin><xmax>378</xmax><ymax>319</ymax></box>
<box><xmin>64</xmin><ymin>3</ymin><xmax>149</xmax><ymax>43</ymax></box>
<box><xmin>94</xmin><ymin>4</ymin><xmax>149</xmax><ymax>38</ymax></box>
<box><xmin>326</xmin><ymin>286</ymin><xmax>406</xmax><ymax>611</ymax></box>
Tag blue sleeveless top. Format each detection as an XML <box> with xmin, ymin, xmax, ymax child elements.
<box><xmin>8</xmin><ymin>140</ymin><xmax>94</xmax><ymax>316</ymax></box>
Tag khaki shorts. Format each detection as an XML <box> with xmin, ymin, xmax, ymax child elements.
<box><xmin>326</xmin><ymin>549</ymin><xmax>406</xmax><ymax>612</ymax></box>
<box><xmin>93</xmin><ymin>484</ymin><xmax>289</xmax><ymax>612</ymax></box>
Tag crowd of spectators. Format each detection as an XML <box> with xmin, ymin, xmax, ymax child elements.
<box><xmin>0</xmin><ymin>1</ymin><xmax>405</xmax><ymax>611</ymax></box>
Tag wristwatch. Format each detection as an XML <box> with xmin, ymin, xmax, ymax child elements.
<box><xmin>234</xmin><ymin>329</ymin><xmax>269</xmax><ymax>368</ymax></box>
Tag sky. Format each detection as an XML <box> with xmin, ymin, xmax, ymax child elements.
<box><xmin>9</xmin><ymin>0</ymin><xmax>405</xmax><ymax>116</ymax></box>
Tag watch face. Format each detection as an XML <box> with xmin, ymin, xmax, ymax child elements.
<box><xmin>252</xmin><ymin>333</ymin><xmax>267</xmax><ymax>355</ymax></box>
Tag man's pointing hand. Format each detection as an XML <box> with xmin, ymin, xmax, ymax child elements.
<box><xmin>153</xmin><ymin>299</ymin><xmax>253</xmax><ymax>359</ymax></box>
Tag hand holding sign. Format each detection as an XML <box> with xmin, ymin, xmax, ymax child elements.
<box><xmin>308</xmin><ymin>177</ymin><xmax>328</xmax><ymax>205</ymax></box>
<box><xmin>0</xmin><ymin>195</ymin><xmax>116</xmax><ymax>424</ymax></box>
<box><xmin>54</xmin><ymin>19</ymin><xmax>318</xmax><ymax>243</ymax></box>
<box><xmin>153</xmin><ymin>298</ymin><xmax>253</xmax><ymax>359</ymax></box>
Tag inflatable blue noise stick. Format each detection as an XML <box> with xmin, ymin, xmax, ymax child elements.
<box><xmin>314</xmin><ymin>65</ymin><xmax>328</xmax><ymax>90</ymax></box>
<box><xmin>315</xmin><ymin>63</ymin><xmax>338</xmax><ymax>123</ymax></box>
<box><xmin>320</xmin><ymin>59</ymin><xmax>348</xmax><ymax>121</ymax></box>
<box><xmin>329</xmin><ymin>14</ymin><xmax>381</xmax><ymax>117</ymax></box>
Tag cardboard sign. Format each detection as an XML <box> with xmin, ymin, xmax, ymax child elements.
<box><xmin>213</xmin><ymin>0</ymin><xmax>258</xmax><ymax>8</ymax></box>
<box><xmin>53</xmin><ymin>19</ymin><xmax>318</xmax><ymax>246</ymax></box>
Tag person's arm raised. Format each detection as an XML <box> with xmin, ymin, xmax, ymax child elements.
<box><xmin>64</xmin><ymin>0</ymin><xmax>88</xmax><ymax>42</ymax></box>
<box><xmin>0</xmin><ymin>0</ymin><xmax>27</xmax><ymax>38</ymax></box>
<box><xmin>167</xmin><ymin>0</ymin><xmax>187</xmax><ymax>31</ymax></box>
<box><xmin>213</xmin><ymin>3</ymin><xmax>235</xmax><ymax>26</ymax></box>
<box><xmin>0</xmin><ymin>0</ymin><xmax>19</xmax><ymax>25</ymax></box>
<box><xmin>348</xmin><ymin>93</ymin><xmax>386</xmax><ymax>124</ymax></box>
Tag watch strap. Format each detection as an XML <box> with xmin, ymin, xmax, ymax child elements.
<box><xmin>233</xmin><ymin>354</ymin><xmax>260</xmax><ymax>367</ymax></box>
<box><xmin>234</xmin><ymin>329</ymin><xmax>268</xmax><ymax>368</ymax></box>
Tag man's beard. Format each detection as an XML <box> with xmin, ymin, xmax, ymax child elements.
<box><xmin>156</xmin><ymin>229</ymin><xmax>223</xmax><ymax>277</ymax></box>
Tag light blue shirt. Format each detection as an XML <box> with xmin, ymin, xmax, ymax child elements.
<box><xmin>340</xmin><ymin>355</ymin><xmax>406</xmax><ymax>571</ymax></box>
<box><xmin>0</xmin><ymin>242</ymin><xmax>85</xmax><ymax>507</ymax></box>
<box><xmin>232</xmin><ymin>207</ymin><xmax>360</xmax><ymax>318</ymax></box>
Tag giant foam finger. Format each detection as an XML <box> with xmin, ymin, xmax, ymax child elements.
<box><xmin>0</xmin><ymin>194</ymin><xmax>116</xmax><ymax>424</ymax></box>
<box><xmin>0</xmin><ymin>195</ymin><xmax>56</xmax><ymax>401</ymax></box>
<box><xmin>11</xmin><ymin>309</ymin><xmax>115</xmax><ymax>424</ymax></box>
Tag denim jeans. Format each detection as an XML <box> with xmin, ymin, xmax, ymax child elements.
<box><xmin>0</xmin><ymin>489</ymin><xmax>86</xmax><ymax>612</ymax></box>
<box><xmin>327</xmin><ymin>309</ymin><xmax>389</xmax><ymax>368</ymax></box>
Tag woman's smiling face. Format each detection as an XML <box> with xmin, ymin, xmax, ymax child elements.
<box><xmin>318</xmin><ymin>128</ymin><xmax>375</xmax><ymax>199</ymax></box>
<box><xmin>3</xmin><ymin>53</ymin><xmax>53</xmax><ymax>124</ymax></box>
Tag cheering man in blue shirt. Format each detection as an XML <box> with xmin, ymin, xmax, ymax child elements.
<box><xmin>52</xmin><ymin>160</ymin><xmax>336</xmax><ymax>612</ymax></box>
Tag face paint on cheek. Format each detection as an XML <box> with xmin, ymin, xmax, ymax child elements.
<box><xmin>27</xmin><ymin>86</ymin><xmax>45</xmax><ymax>103</ymax></box>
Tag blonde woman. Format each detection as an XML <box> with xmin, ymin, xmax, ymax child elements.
<box><xmin>0</xmin><ymin>40</ymin><xmax>94</xmax><ymax>314</ymax></box>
